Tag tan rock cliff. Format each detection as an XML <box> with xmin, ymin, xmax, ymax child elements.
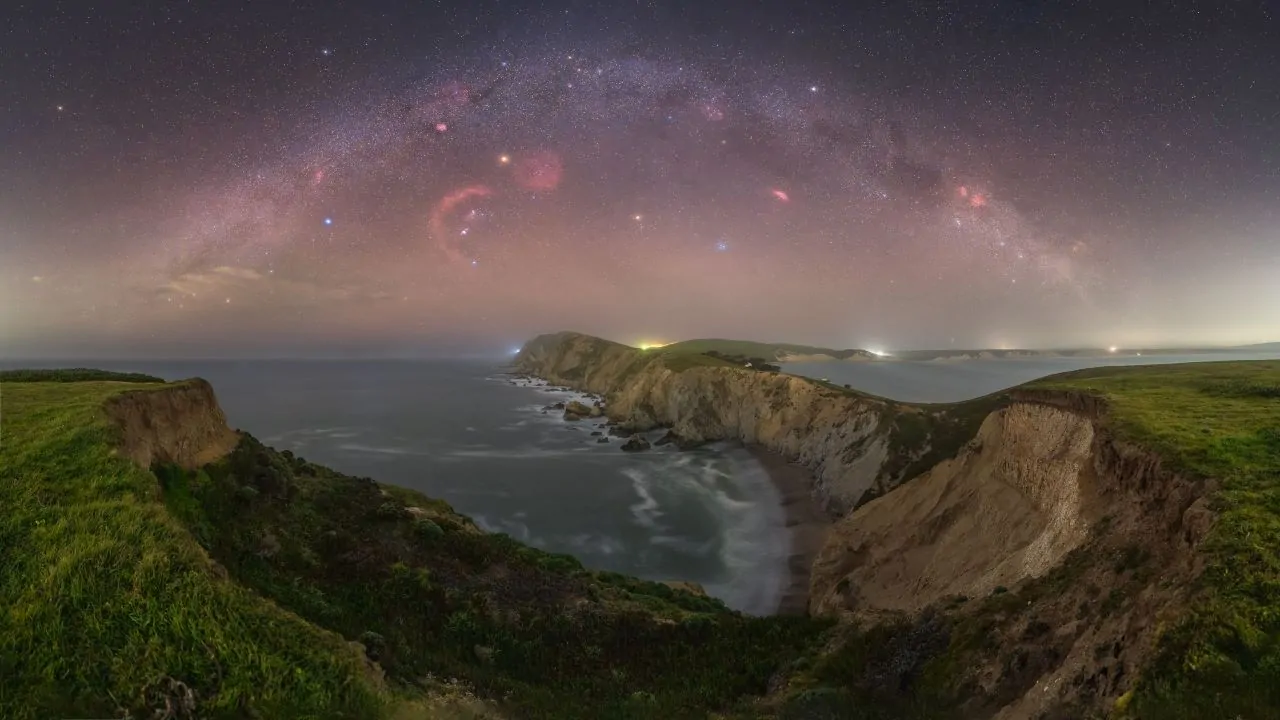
<box><xmin>104</xmin><ymin>379</ymin><xmax>240</xmax><ymax>469</ymax></box>
<box><xmin>514</xmin><ymin>332</ymin><xmax>980</xmax><ymax>516</ymax></box>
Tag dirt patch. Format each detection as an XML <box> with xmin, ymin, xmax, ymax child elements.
<box><xmin>801</xmin><ymin>396</ymin><xmax>1215</xmax><ymax>718</ymax></box>
<box><xmin>810</xmin><ymin>403</ymin><xmax>1101</xmax><ymax>616</ymax></box>
<box><xmin>104</xmin><ymin>379</ymin><xmax>239</xmax><ymax>470</ymax></box>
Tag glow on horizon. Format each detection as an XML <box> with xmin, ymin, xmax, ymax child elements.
<box><xmin>637</xmin><ymin>341</ymin><xmax>670</xmax><ymax>350</ymax></box>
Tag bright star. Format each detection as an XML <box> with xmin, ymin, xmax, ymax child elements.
<box><xmin>323</xmin><ymin>217</ymin><xmax>333</xmax><ymax>226</ymax></box>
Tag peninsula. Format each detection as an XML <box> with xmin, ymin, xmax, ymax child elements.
<box><xmin>3</xmin><ymin>340</ymin><xmax>1278</xmax><ymax>719</ymax></box>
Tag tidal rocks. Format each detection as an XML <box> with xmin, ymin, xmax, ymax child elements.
<box><xmin>620</xmin><ymin>434</ymin><xmax>651</xmax><ymax>452</ymax></box>
<box><xmin>564</xmin><ymin>400</ymin><xmax>593</xmax><ymax>421</ymax></box>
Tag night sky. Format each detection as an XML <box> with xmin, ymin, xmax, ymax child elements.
<box><xmin>3</xmin><ymin>1</ymin><xmax>1278</xmax><ymax>358</ymax></box>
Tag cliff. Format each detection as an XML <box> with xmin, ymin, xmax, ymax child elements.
<box><xmin>514</xmin><ymin>333</ymin><xmax>1280</xmax><ymax>718</ymax></box>
<box><xmin>104</xmin><ymin>378</ymin><xmax>240</xmax><ymax>469</ymax></box>
<box><xmin>6</xmin><ymin>356</ymin><xmax>1277</xmax><ymax>720</ymax></box>
<box><xmin>515</xmin><ymin>331</ymin><xmax>1001</xmax><ymax>516</ymax></box>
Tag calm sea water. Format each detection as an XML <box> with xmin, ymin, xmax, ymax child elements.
<box><xmin>784</xmin><ymin>351</ymin><xmax>1280</xmax><ymax>403</ymax></box>
<box><xmin>8</xmin><ymin>351</ymin><xmax>1278</xmax><ymax>613</ymax></box>
<box><xmin>2</xmin><ymin>359</ymin><xmax>790</xmax><ymax>615</ymax></box>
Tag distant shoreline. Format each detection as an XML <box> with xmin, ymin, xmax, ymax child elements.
<box><xmin>746</xmin><ymin>445</ymin><xmax>833</xmax><ymax>616</ymax></box>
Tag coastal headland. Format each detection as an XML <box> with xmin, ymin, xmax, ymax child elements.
<box><xmin>3</xmin><ymin>348</ymin><xmax>1279</xmax><ymax>719</ymax></box>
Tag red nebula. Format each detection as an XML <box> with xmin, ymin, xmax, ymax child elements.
<box><xmin>969</xmin><ymin>193</ymin><xmax>987</xmax><ymax>208</ymax></box>
<box><xmin>430</xmin><ymin>185</ymin><xmax>492</xmax><ymax>261</ymax></box>
<box><xmin>435</xmin><ymin>122</ymin><xmax>448</xmax><ymax>133</ymax></box>
<box><xmin>511</xmin><ymin>151</ymin><xmax>564</xmax><ymax>191</ymax></box>
<box><xmin>311</xmin><ymin>168</ymin><xmax>326</xmax><ymax>186</ymax></box>
<box><xmin>437</xmin><ymin>81</ymin><xmax>473</xmax><ymax>105</ymax></box>
<box><xmin>771</xmin><ymin>188</ymin><xmax>790</xmax><ymax>202</ymax></box>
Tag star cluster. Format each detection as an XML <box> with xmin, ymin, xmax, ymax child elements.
<box><xmin>2</xmin><ymin>1</ymin><xmax>1277</xmax><ymax>357</ymax></box>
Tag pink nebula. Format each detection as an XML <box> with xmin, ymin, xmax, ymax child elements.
<box><xmin>430</xmin><ymin>185</ymin><xmax>493</xmax><ymax>261</ymax></box>
<box><xmin>771</xmin><ymin>188</ymin><xmax>790</xmax><ymax>202</ymax></box>
<box><xmin>512</xmin><ymin>151</ymin><xmax>564</xmax><ymax>191</ymax></box>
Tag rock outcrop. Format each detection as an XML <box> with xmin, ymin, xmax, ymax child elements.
<box><xmin>620</xmin><ymin>434</ymin><xmax>651</xmax><ymax>452</ymax></box>
<box><xmin>515</xmin><ymin>332</ymin><xmax>982</xmax><ymax>515</ymax></box>
<box><xmin>104</xmin><ymin>379</ymin><xmax>240</xmax><ymax>469</ymax></box>
<box><xmin>810</xmin><ymin>403</ymin><xmax>1101</xmax><ymax>616</ymax></box>
<box><xmin>514</xmin><ymin>331</ymin><xmax>1223</xmax><ymax>717</ymax></box>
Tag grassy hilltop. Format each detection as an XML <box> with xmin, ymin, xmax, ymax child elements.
<box><xmin>659</xmin><ymin>338</ymin><xmax>875</xmax><ymax>361</ymax></box>
<box><xmin>2</xmin><ymin>359</ymin><xmax>1279</xmax><ymax>718</ymax></box>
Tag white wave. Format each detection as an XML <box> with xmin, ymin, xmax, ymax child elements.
<box><xmin>336</xmin><ymin>443</ymin><xmax>425</xmax><ymax>456</ymax></box>
<box><xmin>621</xmin><ymin>467</ymin><xmax>664</xmax><ymax>529</ymax></box>
<box><xmin>566</xmin><ymin>533</ymin><xmax>627</xmax><ymax>556</ymax></box>
<box><xmin>447</xmin><ymin>446</ymin><xmax>596</xmax><ymax>459</ymax></box>
<box><xmin>650</xmin><ymin>534</ymin><xmax>716</xmax><ymax>556</ymax></box>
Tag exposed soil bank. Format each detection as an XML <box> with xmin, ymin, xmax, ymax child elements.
<box><xmin>747</xmin><ymin>446</ymin><xmax>832</xmax><ymax>616</ymax></box>
<box><xmin>105</xmin><ymin>379</ymin><xmax>240</xmax><ymax>469</ymax></box>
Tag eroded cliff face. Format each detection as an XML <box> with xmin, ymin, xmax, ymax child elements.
<box><xmin>810</xmin><ymin>403</ymin><xmax>1101</xmax><ymax>616</ymax></box>
<box><xmin>517</xmin><ymin>332</ymin><xmax>1220</xmax><ymax>718</ymax></box>
<box><xmin>516</xmin><ymin>332</ymin><xmax>927</xmax><ymax>515</ymax></box>
<box><xmin>808</xmin><ymin>395</ymin><xmax>1214</xmax><ymax>719</ymax></box>
<box><xmin>104</xmin><ymin>379</ymin><xmax>240</xmax><ymax>469</ymax></box>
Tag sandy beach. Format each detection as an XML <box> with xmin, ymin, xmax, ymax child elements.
<box><xmin>747</xmin><ymin>446</ymin><xmax>834</xmax><ymax>615</ymax></box>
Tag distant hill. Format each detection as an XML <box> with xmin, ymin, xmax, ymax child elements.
<box><xmin>890</xmin><ymin>346</ymin><xmax>1257</xmax><ymax>361</ymax></box>
<box><xmin>1238</xmin><ymin>342</ymin><xmax>1280</xmax><ymax>350</ymax></box>
<box><xmin>661</xmin><ymin>338</ymin><xmax>875</xmax><ymax>362</ymax></box>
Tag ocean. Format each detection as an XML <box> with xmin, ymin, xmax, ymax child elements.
<box><xmin>8</xmin><ymin>350</ymin><xmax>1279</xmax><ymax>615</ymax></box>
<box><xmin>2</xmin><ymin>359</ymin><xmax>791</xmax><ymax>615</ymax></box>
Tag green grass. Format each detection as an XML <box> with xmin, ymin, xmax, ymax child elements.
<box><xmin>0</xmin><ymin>378</ymin><xmax>833</xmax><ymax>719</ymax></box>
<box><xmin>0</xmin><ymin>367</ymin><xmax>165</xmax><ymax>383</ymax></box>
<box><xmin>1031</xmin><ymin>361</ymin><xmax>1280</xmax><ymax>718</ymax></box>
<box><xmin>6</xmin><ymin>359</ymin><xmax>1280</xmax><ymax>718</ymax></box>
<box><xmin>661</xmin><ymin>339</ymin><xmax>869</xmax><ymax>361</ymax></box>
<box><xmin>658</xmin><ymin>351</ymin><xmax>740</xmax><ymax>373</ymax></box>
<box><xmin>0</xmin><ymin>381</ymin><xmax>387</xmax><ymax>719</ymax></box>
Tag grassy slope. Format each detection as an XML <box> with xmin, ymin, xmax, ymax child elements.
<box><xmin>0</xmin><ymin>372</ymin><xmax>829</xmax><ymax>719</ymax></box>
<box><xmin>5</xmin><ymin>359</ymin><xmax>1279</xmax><ymax>718</ymax></box>
<box><xmin>1031</xmin><ymin>361</ymin><xmax>1280</xmax><ymax>718</ymax></box>
<box><xmin>661</xmin><ymin>339</ymin><xmax>867</xmax><ymax>360</ymax></box>
<box><xmin>0</xmin><ymin>377</ymin><xmax>387</xmax><ymax>719</ymax></box>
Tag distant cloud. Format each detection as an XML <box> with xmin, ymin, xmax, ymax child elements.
<box><xmin>211</xmin><ymin>265</ymin><xmax>263</xmax><ymax>280</ymax></box>
<box><xmin>155</xmin><ymin>264</ymin><xmax>391</xmax><ymax>308</ymax></box>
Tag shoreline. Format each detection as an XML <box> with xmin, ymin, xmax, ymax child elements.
<box><xmin>746</xmin><ymin>445</ymin><xmax>833</xmax><ymax>616</ymax></box>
